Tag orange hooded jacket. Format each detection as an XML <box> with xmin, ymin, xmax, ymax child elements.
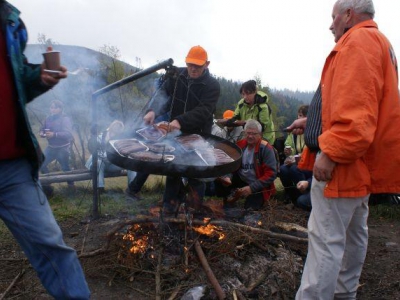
<box><xmin>316</xmin><ymin>20</ymin><xmax>400</xmax><ymax>198</ymax></box>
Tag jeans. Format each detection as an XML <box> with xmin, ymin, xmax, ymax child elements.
<box><xmin>41</xmin><ymin>146</ymin><xmax>74</xmax><ymax>186</ymax></box>
<box><xmin>97</xmin><ymin>160</ymin><xmax>136</xmax><ymax>188</ymax></box>
<box><xmin>0</xmin><ymin>158</ymin><xmax>90</xmax><ymax>299</ymax></box>
<box><xmin>280</xmin><ymin>164</ymin><xmax>312</xmax><ymax>202</ymax></box>
<box><xmin>295</xmin><ymin>179</ymin><xmax>369</xmax><ymax>300</ymax></box>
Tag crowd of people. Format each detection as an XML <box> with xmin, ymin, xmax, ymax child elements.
<box><xmin>2</xmin><ymin>0</ymin><xmax>400</xmax><ymax>298</ymax></box>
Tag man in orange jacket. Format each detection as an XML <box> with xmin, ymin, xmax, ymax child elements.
<box><xmin>287</xmin><ymin>1</ymin><xmax>400</xmax><ymax>299</ymax></box>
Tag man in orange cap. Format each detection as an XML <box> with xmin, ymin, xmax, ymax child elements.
<box><xmin>126</xmin><ymin>45</ymin><xmax>220</xmax><ymax>213</ymax></box>
<box><xmin>212</xmin><ymin>110</ymin><xmax>244</xmax><ymax>141</ymax></box>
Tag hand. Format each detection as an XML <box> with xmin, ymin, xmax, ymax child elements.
<box><xmin>217</xmin><ymin>176</ymin><xmax>232</xmax><ymax>186</ymax></box>
<box><xmin>237</xmin><ymin>186</ymin><xmax>252</xmax><ymax>198</ymax></box>
<box><xmin>45</xmin><ymin>131</ymin><xmax>55</xmax><ymax>139</ymax></box>
<box><xmin>143</xmin><ymin>111</ymin><xmax>155</xmax><ymax>125</ymax></box>
<box><xmin>297</xmin><ymin>180</ymin><xmax>309</xmax><ymax>193</ymax></box>
<box><xmin>41</xmin><ymin>65</ymin><xmax>67</xmax><ymax>87</ymax></box>
<box><xmin>313</xmin><ymin>152</ymin><xmax>336</xmax><ymax>182</ymax></box>
<box><xmin>285</xmin><ymin>118</ymin><xmax>307</xmax><ymax>135</ymax></box>
<box><xmin>167</xmin><ymin>119</ymin><xmax>181</xmax><ymax>132</ymax></box>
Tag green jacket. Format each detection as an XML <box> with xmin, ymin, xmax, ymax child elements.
<box><xmin>2</xmin><ymin>1</ymin><xmax>50</xmax><ymax>175</ymax></box>
<box><xmin>233</xmin><ymin>91</ymin><xmax>275</xmax><ymax>144</ymax></box>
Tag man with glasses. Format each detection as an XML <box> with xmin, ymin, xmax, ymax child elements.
<box><xmin>128</xmin><ymin>45</ymin><xmax>220</xmax><ymax>213</ymax></box>
<box><xmin>216</xmin><ymin>119</ymin><xmax>277</xmax><ymax>210</ymax></box>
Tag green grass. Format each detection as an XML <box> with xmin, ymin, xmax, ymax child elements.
<box><xmin>369</xmin><ymin>203</ymin><xmax>400</xmax><ymax>220</ymax></box>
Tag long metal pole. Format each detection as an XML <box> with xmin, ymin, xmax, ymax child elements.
<box><xmin>91</xmin><ymin>58</ymin><xmax>174</xmax><ymax>218</ymax></box>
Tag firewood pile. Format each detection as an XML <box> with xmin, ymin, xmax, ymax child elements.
<box><xmin>80</xmin><ymin>200</ymin><xmax>309</xmax><ymax>299</ymax></box>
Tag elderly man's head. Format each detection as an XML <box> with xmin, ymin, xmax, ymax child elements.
<box><xmin>244</xmin><ymin>119</ymin><xmax>262</xmax><ymax>147</ymax></box>
<box><xmin>330</xmin><ymin>0</ymin><xmax>375</xmax><ymax>43</ymax></box>
<box><xmin>185</xmin><ymin>45</ymin><xmax>210</xmax><ymax>79</ymax></box>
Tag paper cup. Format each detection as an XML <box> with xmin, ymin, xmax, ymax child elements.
<box><xmin>43</xmin><ymin>51</ymin><xmax>61</xmax><ymax>70</ymax></box>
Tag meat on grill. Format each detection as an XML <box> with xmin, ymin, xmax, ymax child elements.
<box><xmin>114</xmin><ymin>139</ymin><xmax>148</xmax><ymax>156</ymax></box>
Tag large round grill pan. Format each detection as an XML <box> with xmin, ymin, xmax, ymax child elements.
<box><xmin>107</xmin><ymin>133</ymin><xmax>242</xmax><ymax>178</ymax></box>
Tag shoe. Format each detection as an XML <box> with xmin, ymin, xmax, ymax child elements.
<box><xmin>124</xmin><ymin>188</ymin><xmax>142</xmax><ymax>201</ymax></box>
<box><xmin>98</xmin><ymin>187</ymin><xmax>105</xmax><ymax>194</ymax></box>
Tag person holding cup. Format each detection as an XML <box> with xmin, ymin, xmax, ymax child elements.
<box><xmin>0</xmin><ymin>1</ymin><xmax>90</xmax><ymax>299</ymax></box>
<box><xmin>40</xmin><ymin>100</ymin><xmax>75</xmax><ymax>190</ymax></box>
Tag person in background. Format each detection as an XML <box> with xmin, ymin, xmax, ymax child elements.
<box><xmin>0</xmin><ymin>1</ymin><xmax>90</xmax><ymax>298</ymax></box>
<box><xmin>279</xmin><ymin>105</ymin><xmax>311</xmax><ymax>203</ymax></box>
<box><xmin>217</xmin><ymin>80</ymin><xmax>276</xmax><ymax>144</ymax></box>
<box><xmin>39</xmin><ymin>100</ymin><xmax>75</xmax><ymax>193</ymax></box>
<box><xmin>133</xmin><ymin>45</ymin><xmax>220</xmax><ymax>213</ymax></box>
<box><xmin>86</xmin><ymin>120</ymin><xmax>136</xmax><ymax>194</ymax></box>
<box><xmin>286</xmin><ymin>1</ymin><xmax>400</xmax><ymax>299</ymax></box>
<box><xmin>215</xmin><ymin>120</ymin><xmax>277</xmax><ymax>210</ymax></box>
<box><xmin>213</xmin><ymin>109</ymin><xmax>244</xmax><ymax>142</ymax></box>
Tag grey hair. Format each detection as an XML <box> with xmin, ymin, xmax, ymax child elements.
<box><xmin>244</xmin><ymin>119</ymin><xmax>262</xmax><ymax>133</ymax></box>
<box><xmin>336</xmin><ymin>0</ymin><xmax>375</xmax><ymax>18</ymax></box>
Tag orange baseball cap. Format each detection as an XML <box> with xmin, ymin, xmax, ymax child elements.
<box><xmin>185</xmin><ymin>45</ymin><xmax>208</xmax><ymax>66</ymax></box>
<box><xmin>223</xmin><ymin>110</ymin><xmax>234</xmax><ymax>119</ymax></box>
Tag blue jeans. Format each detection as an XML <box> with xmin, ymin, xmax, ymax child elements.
<box><xmin>0</xmin><ymin>158</ymin><xmax>90</xmax><ymax>299</ymax></box>
<box><xmin>41</xmin><ymin>146</ymin><xmax>74</xmax><ymax>186</ymax></box>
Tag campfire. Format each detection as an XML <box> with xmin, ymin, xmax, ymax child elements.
<box><xmin>80</xmin><ymin>200</ymin><xmax>309</xmax><ymax>299</ymax></box>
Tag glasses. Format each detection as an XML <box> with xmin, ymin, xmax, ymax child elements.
<box><xmin>186</xmin><ymin>63</ymin><xmax>206</xmax><ymax>70</ymax></box>
<box><xmin>245</xmin><ymin>131</ymin><xmax>260</xmax><ymax>136</ymax></box>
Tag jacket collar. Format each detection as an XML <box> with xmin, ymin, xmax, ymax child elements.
<box><xmin>333</xmin><ymin>19</ymin><xmax>377</xmax><ymax>52</ymax></box>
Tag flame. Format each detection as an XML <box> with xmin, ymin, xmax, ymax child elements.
<box><xmin>193</xmin><ymin>223</ymin><xmax>225</xmax><ymax>240</ymax></box>
<box><xmin>121</xmin><ymin>224</ymin><xmax>151</xmax><ymax>254</ymax></box>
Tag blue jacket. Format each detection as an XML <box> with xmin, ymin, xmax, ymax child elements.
<box><xmin>1</xmin><ymin>1</ymin><xmax>50</xmax><ymax>175</ymax></box>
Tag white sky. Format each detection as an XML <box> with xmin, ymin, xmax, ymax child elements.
<box><xmin>10</xmin><ymin>0</ymin><xmax>400</xmax><ymax>91</ymax></box>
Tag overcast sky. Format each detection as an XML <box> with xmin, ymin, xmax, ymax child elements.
<box><xmin>11</xmin><ymin>0</ymin><xmax>400</xmax><ymax>91</ymax></box>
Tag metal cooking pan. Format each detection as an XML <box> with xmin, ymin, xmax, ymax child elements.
<box><xmin>107</xmin><ymin>133</ymin><xmax>242</xmax><ymax>178</ymax></box>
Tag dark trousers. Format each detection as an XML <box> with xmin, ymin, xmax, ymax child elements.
<box><xmin>163</xmin><ymin>177</ymin><xmax>205</xmax><ymax>210</ymax></box>
<box><xmin>128</xmin><ymin>172</ymin><xmax>149</xmax><ymax>193</ymax></box>
<box><xmin>215</xmin><ymin>173</ymin><xmax>264</xmax><ymax>210</ymax></box>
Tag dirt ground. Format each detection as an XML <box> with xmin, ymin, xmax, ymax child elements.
<box><xmin>0</xmin><ymin>200</ymin><xmax>399</xmax><ymax>300</ymax></box>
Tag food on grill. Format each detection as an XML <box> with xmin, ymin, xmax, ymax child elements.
<box><xmin>156</xmin><ymin>123</ymin><xmax>169</xmax><ymax>134</ymax></box>
<box><xmin>136</xmin><ymin>125</ymin><xmax>166</xmax><ymax>141</ymax></box>
<box><xmin>129</xmin><ymin>151</ymin><xmax>174</xmax><ymax>162</ymax></box>
<box><xmin>113</xmin><ymin>139</ymin><xmax>148</xmax><ymax>156</ymax></box>
<box><xmin>147</xmin><ymin>143</ymin><xmax>175</xmax><ymax>153</ymax></box>
<box><xmin>175</xmin><ymin>134</ymin><xmax>210</xmax><ymax>151</ymax></box>
<box><xmin>196</xmin><ymin>148</ymin><xmax>234</xmax><ymax>165</ymax></box>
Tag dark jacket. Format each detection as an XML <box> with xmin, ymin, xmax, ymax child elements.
<box><xmin>1</xmin><ymin>1</ymin><xmax>50</xmax><ymax>175</ymax></box>
<box><xmin>236</xmin><ymin>138</ymin><xmax>277</xmax><ymax>201</ymax></box>
<box><xmin>150</xmin><ymin>67</ymin><xmax>220</xmax><ymax>134</ymax></box>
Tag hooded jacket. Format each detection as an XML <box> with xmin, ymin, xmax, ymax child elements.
<box><xmin>232</xmin><ymin>91</ymin><xmax>276</xmax><ymax>144</ymax></box>
<box><xmin>150</xmin><ymin>67</ymin><xmax>220</xmax><ymax>134</ymax></box>
<box><xmin>319</xmin><ymin>19</ymin><xmax>400</xmax><ymax>197</ymax></box>
<box><xmin>1</xmin><ymin>1</ymin><xmax>50</xmax><ymax>176</ymax></box>
<box><xmin>236</xmin><ymin>138</ymin><xmax>277</xmax><ymax>201</ymax></box>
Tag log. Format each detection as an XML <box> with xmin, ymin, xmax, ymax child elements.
<box><xmin>194</xmin><ymin>241</ymin><xmax>226</xmax><ymax>300</ymax></box>
<box><xmin>39</xmin><ymin>169</ymin><xmax>128</xmax><ymax>185</ymax></box>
